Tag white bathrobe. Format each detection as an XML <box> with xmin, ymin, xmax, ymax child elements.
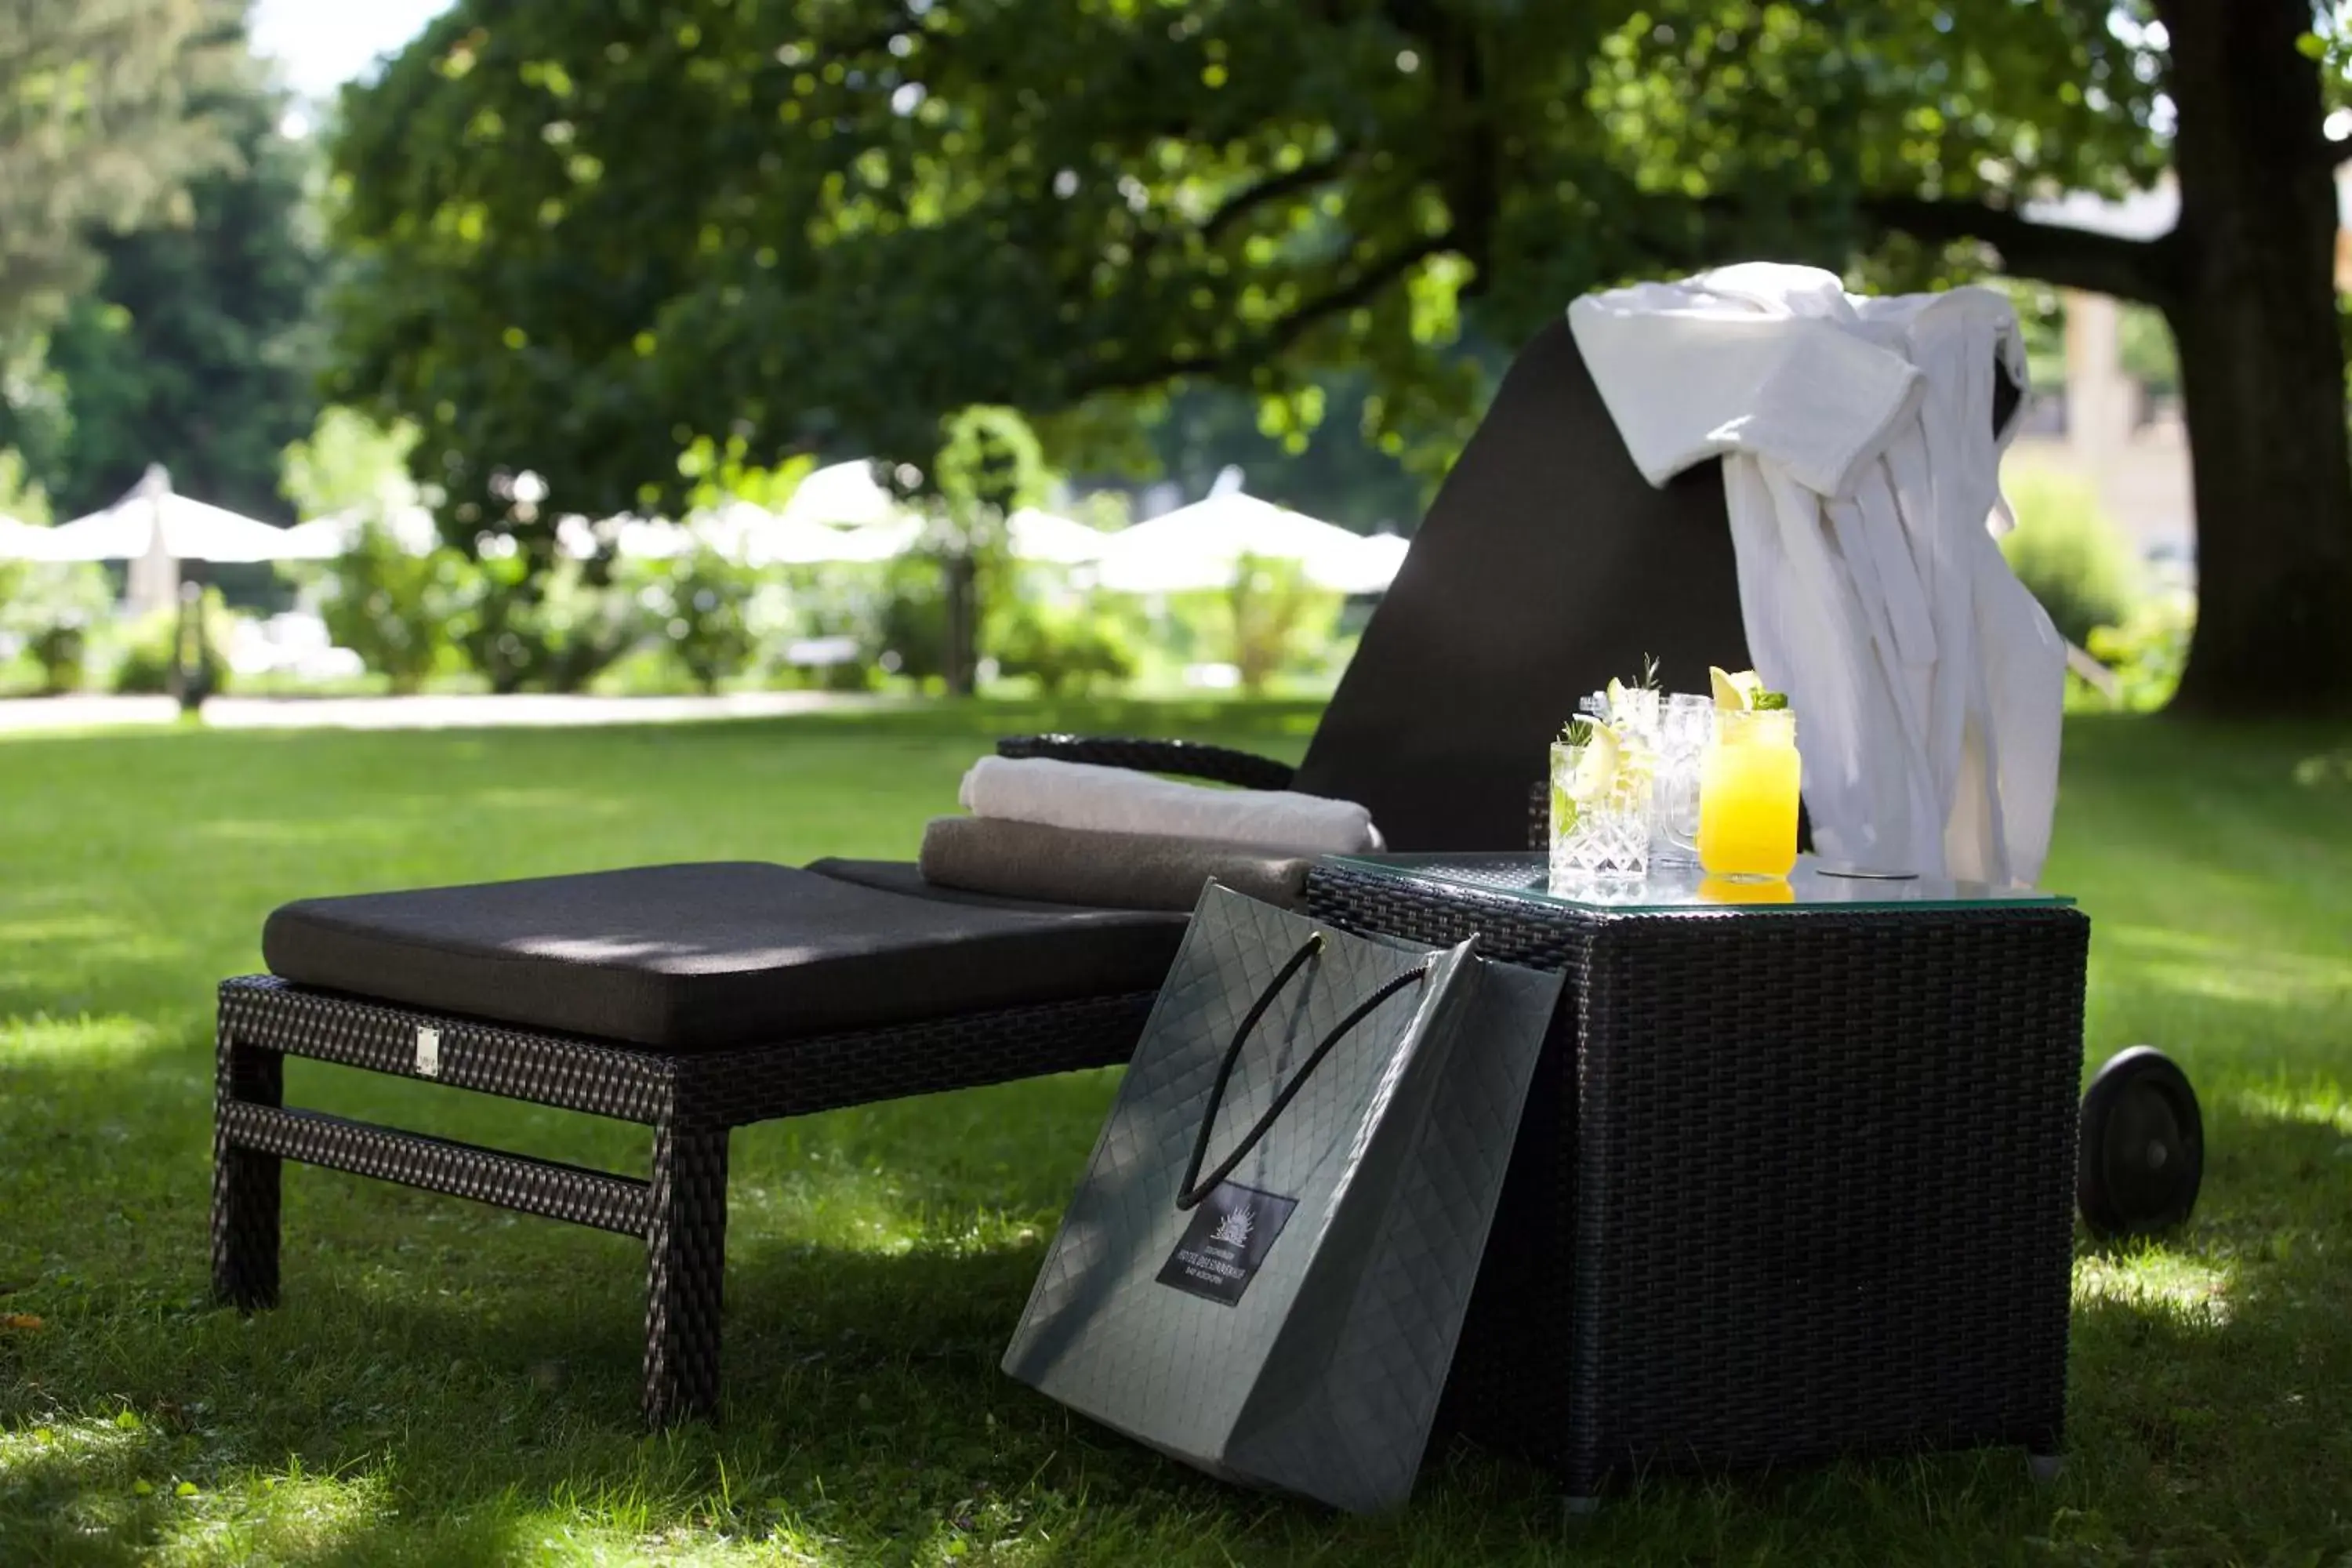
<box><xmin>1566</xmin><ymin>263</ymin><xmax>2064</xmax><ymax>886</ymax></box>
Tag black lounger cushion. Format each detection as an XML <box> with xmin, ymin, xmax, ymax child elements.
<box><xmin>263</xmin><ymin>862</ymin><xmax>1185</xmax><ymax>1051</ymax></box>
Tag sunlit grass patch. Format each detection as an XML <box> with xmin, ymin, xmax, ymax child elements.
<box><xmin>2227</xmin><ymin>1079</ymin><xmax>2352</xmax><ymax>1138</ymax></box>
<box><xmin>0</xmin><ymin>1011</ymin><xmax>163</xmax><ymax>1065</ymax></box>
<box><xmin>2074</xmin><ymin>1247</ymin><xmax>2237</xmax><ymax>1330</ymax></box>
<box><xmin>2099</xmin><ymin>924</ymin><xmax>2352</xmax><ymax>1010</ymax></box>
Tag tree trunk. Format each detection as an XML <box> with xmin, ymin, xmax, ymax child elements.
<box><xmin>942</xmin><ymin>553</ymin><xmax>978</xmax><ymax>697</ymax></box>
<box><xmin>2160</xmin><ymin>0</ymin><xmax>2352</xmax><ymax>715</ymax></box>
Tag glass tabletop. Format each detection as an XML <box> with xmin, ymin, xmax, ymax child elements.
<box><xmin>1322</xmin><ymin>852</ymin><xmax>2073</xmax><ymax>913</ymax></box>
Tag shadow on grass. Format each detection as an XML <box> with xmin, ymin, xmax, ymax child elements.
<box><xmin>13</xmin><ymin>1202</ymin><xmax>2335</xmax><ymax>1568</ymax></box>
<box><xmin>8</xmin><ymin>1062</ymin><xmax>2347</xmax><ymax>1566</ymax></box>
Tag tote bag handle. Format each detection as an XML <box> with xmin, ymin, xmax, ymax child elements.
<box><xmin>1176</xmin><ymin>932</ymin><xmax>1431</xmax><ymax>1210</ymax></box>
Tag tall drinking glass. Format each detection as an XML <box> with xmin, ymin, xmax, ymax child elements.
<box><xmin>1697</xmin><ymin>708</ymin><xmax>1801</xmax><ymax>880</ymax></box>
<box><xmin>1649</xmin><ymin>693</ymin><xmax>1712</xmax><ymax>869</ymax></box>
<box><xmin>1549</xmin><ymin>737</ymin><xmax>1651</xmax><ymax>883</ymax></box>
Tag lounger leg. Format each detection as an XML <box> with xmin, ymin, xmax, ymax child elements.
<box><xmin>211</xmin><ymin>1028</ymin><xmax>284</xmax><ymax>1310</ymax></box>
<box><xmin>642</xmin><ymin>1106</ymin><xmax>729</xmax><ymax>1429</ymax></box>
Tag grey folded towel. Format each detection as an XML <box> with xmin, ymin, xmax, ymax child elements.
<box><xmin>919</xmin><ymin>816</ymin><xmax>1313</xmax><ymax>912</ymax></box>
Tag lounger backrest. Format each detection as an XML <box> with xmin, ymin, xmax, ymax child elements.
<box><xmin>1290</xmin><ymin>318</ymin><xmax>1751</xmax><ymax>851</ymax></box>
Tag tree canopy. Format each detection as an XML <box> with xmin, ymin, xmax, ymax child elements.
<box><xmin>11</xmin><ymin>74</ymin><xmax>328</xmax><ymax>521</ymax></box>
<box><xmin>327</xmin><ymin>0</ymin><xmax>2352</xmax><ymax>711</ymax></box>
<box><xmin>0</xmin><ymin>0</ymin><xmax>245</xmax><ymax>339</ymax></box>
<box><xmin>330</xmin><ymin>2</ymin><xmax>2161</xmax><ymax>514</ymax></box>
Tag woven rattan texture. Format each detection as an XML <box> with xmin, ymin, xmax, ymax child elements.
<box><xmin>996</xmin><ymin>733</ymin><xmax>1298</xmax><ymax>790</ymax></box>
<box><xmin>218</xmin><ymin>976</ymin><xmax>1153</xmax><ymax>1126</ymax></box>
<box><xmin>1305</xmin><ymin>861</ymin><xmax>2088</xmax><ymax>1495</ymax></box>
<box><xmin>220</xmin><ymin>976</ymin><xmax>673</xmax><ymax>1121</ymax></box>
<box><xmin>219</xmin><ymin>1102</ymin><xmax>652</xmax><ymax>1233</ymax></box>
<box><xmin>214</xmin><ymin>976</ymin><xmax>1159</xmax><ymax>1428</ymax></box>
<box><xmin>644</xmin><ymin>1114</ymin><xmax>729</xmax><ymax>1426</ymax></box>
<box><xmin>211</xmin><ymin>1033</ymin><xmax>282</xmax><ymax>1309</ymax></box>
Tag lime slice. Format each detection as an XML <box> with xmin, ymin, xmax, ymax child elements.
<box><xmin>1710</xmin><ymin>666</ymin><xmax>1763</xmax><ymax>711</ymax></box>
<box><xmin>1548</xmin><ymin>784</ymin><xmax>1578</xmax><ymax>837</ymax></box>
<box><xmin>1571</xmin><ymin>721</ymin><xmax>1623</xmax><ymax>800</ymax></box>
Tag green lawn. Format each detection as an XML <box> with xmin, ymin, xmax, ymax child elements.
<box><xmin>2</xmin><ymin>703</ymin><xmax>2347</xmax><ymax>1566</ymax></box>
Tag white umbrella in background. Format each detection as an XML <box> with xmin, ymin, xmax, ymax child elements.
<box><xmin>818</xmin><ymin>515</ymin><xmax>923</xmax><ymax>564</ymax></box>
<box><xmin>1007</xmin><ymin>507</ymin><xmax>1113</xmax><ymax>565</ymax></box>
<box><xmin>1094</xmin><ymin>489</ymin><xmax>1400</xmax><ymax>594</ymax></box>
<box><xmin>42</xmin><ymin>466</ymin><xmax>311</xmax><ymax>615</ymax></box>
<box><xmin>0</xmin><ymin>515</ymin><xmax>53</xmax><ymax>560</ymax></box>
<box><xmin>686</xmin><ymin>501</ymin><xmax>920</xmax><ymax>566</ymax></box>
<box><xmin>779</xmin><ymin>459</ymin><xmax>899</xmax><ymax>528</ymax></box>
<box><xmin>1353</xmin><ymin>532</ymin><xmax>1412</xmax><ymax>589</ymax></box>
<box><xmin>281</xmin><ymin>503</ymin><xmax>442</xmax><ymax>561</ymax></box>
<box><xmin>612</xmin><ymin>514</ymin><xmax>698</xmax><ymax>561</ymax></box>
<box><xmin>48</xmin><ymin>466</ymin><xmax>307</xmax><ymax>563</ymax></box>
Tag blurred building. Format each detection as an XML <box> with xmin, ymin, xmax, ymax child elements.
<box><xmin>2005</xmin><ymin>289</ymin><xmax>2194</xmax><ymax>566</ymax></box>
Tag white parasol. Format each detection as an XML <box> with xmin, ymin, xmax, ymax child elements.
<box><xmin>1007</xmin><ymin>507</ymin><xmax>1113</xmax><ymax>565</ymax></box>
<box><xmin>1093</xmin><ymin>490</ymin><xmax>1400</xmax><ymax>594</ymax></box>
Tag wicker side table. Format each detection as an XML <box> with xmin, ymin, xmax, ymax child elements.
<box><xmin>1304</xmin><ymin>854</ymin><xmax>2089</xmax><ymax>1504</ymax></box>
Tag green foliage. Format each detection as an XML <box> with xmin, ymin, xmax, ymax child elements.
<box><xmin>439</xmin><ymin>548</ymin><xmax>640</xmax><ymax>695</ymax></box>
<box><xmin>0</xmin><ymin>442</ymin><xmax>46</xmax><ymax>523</ymax></box>
<box><xmin>2000</xmin><ymin>466</ymin><xmax>2142</xmax><ymax>647</ymax></box>
<box><xmin>993</xmin><ymin>597</ymin><xmax>1138</xmax><ymax>698</ymax></box>
<box><xmin>301</xmin><ymin>521</ymin><xmax>465</xmax><ymax>695</ymax></box>
<box><xmin>282</xmin><ymin>408</ymin><xmax>423</xmax><ymax>521</ymax></box>
<box><xmin>10</xmin><ymin>73</ymin><xmax>330</xmax><ymax>521</ymax></box>
<box><xmin>109</xmin><ymin>586</ymin><xmax>232</xmax><ymax>695</ymax></box>
<box><xmin>927</xmin><ymin>405</ymin><xmax>1051</xmax><ymax>694</ymax></box>
<box><xmin>2117</xmin><ymin>303</ymin><xmax>2179</xmax><ymax>400</ymax></box>
<box><xmin>676</xmin><ymin>443</ymin><xmax>815</xmax><ymax>516</ymax></box>
<box><xmin>750</xmin><ymin>563</ymin><xmax>888</xmax><ymax>690</ymax></box>
<box><xmin>933</xmin><ymin>406</ymin><xmax>1047</xmax><ymax>528</ymax></box>
<box><xmin>0</xmin><ymin>0</ymin><xmax>245</xmax><ymax>336</ymax></box>
<box><xmin>2085</xmin><ymin>590</ymin><xmax>2195</xmax><ymax>713</ymax></box>
<box><xmin>871</xmin><ymin>555</ymin><xmax>949</xmax><ymax>686</ymax></box>
<box><xmin>1</xmin><ymin>560</ymin><xmax>113</xmax><ymax>692</ymax></box>
<box><xmin>324</xmin><ymin>0</ymin><xmax>2162</xmax><ymax>541</ymax></box>
<box><xmin>1138</xmin><ymin>372</ymin><xmax>1447</xmax><ymax>532</ymax></box>
<box><xmin>619</xmin><ymin>546</ymin><xmax>758</xmax><ymax>693</ymax></box>
<box><xmin>1221</xmin><ymin>553</ymin><xmax>1343</xmax><ymax>695</ymax></box>
<box><xmin>1994</xmin><ymin>278</ymin><xmax>2069</xmax><ymax>395</ymax></box>
<box><xmin>0</xmin><ymin>449</ymin><xmax>110</xmax><ymax>691</ymax></box>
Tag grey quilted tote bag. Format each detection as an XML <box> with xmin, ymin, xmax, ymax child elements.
<box><xmin>1002</xmin><ymin>883</ymin><xmax>1562</xmax><ymax>1513</ymax></box>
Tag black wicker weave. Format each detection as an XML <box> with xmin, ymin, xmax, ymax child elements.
<box><xmin>994</xmin><ymin>734</ymin><xmax>1297</xmax><ymax>791</ymax></box>
<box><xmin>1304</xmin><ymin>856</ymin><xmax>2089</xmax><ymax>1502</ymax></box>
<box><xmin>212</xmin><ymin>975</ymin><xmax>1155</xmax><ymax>1428</ymax></box>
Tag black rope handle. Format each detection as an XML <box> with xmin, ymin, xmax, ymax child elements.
<box><xmin>1175</xmin><ymin>932</ymin><xmax>1432</xmax><ymax>1210</ymax></box>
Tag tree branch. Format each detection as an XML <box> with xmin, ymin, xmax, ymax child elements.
<box><xmin>1860</xmin><ymin>193</ymin><xmax>2183</xmax><ymax>307</ymax></box>
<box><xmin>1200</xmin><ymin>152</ymin><xmax>1351</xmax><ymax>242</ymax></box>
<box><xmin>1074</xmin><ymin>234</ymin><xmax>1454</xmax><ymax>396</ymax></box>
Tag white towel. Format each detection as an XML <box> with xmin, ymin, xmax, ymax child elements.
<box><xmin>1568</xmin><ymin>263</ymin><xmax>2063</xmax><ymax>885</ymax></box>
<box><xmin>957</xmin><ymin>756</ymin><xmax>1385</xmax><ymax>855</ymax></box>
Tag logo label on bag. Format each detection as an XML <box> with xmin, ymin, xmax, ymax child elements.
<box><xmin>1156</xmin><ymin>1182</ymin><xmax>1298</xmax><ymax>1307</ymax></box>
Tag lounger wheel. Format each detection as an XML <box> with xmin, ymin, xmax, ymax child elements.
<box><xmin>2077</xmin><ymin>1047</ymin><xmax>2202</xmax><ymax>1239</ymax></box>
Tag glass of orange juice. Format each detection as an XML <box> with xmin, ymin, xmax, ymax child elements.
<box><xmin>1697</xmin><ymin>708</ymin><xmax>1800</xmax><ymax>880</ymax></box>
